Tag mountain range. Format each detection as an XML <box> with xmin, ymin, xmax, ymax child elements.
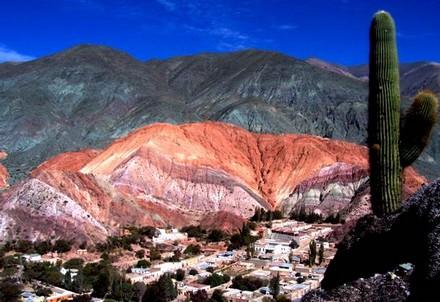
<box><xmin>1</xmin><ymin>44</ymin><xmax>439</xmax><ymax>182</ymax></box>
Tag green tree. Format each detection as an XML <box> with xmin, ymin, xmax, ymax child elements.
<box><xmin>149</xmin><ymin>247</ymin><xmax>161</xmax><ymax>261</ymax></box>
<box><xmin>142</xmin><ymin>274</ymin><xmax>177</xmax><ymax>302</ymax></box>
<box><xmin>0</xmin><ymin>279</ymin><xmax>22</xmax><ymax>302</ymax></box>
<box><xmin>275</xmin><ymin>295</ymin><xmax>290</xmax><ymax>302</ymax></box>
<box><xmin>34</xmin><ymin>285</ymin><xmax>52</xmax><ymax>297</ymax></box>
<box><xmin>53</xmin><ymin>239</ymin><xmax>72</xmax><ymax>253</ymax></box>
<box><xmin>269</xmin><ymin>273</ymin><xmax>280</xmax><ymax>298</ymax></box>
<box><xmin>318</xmin><ymin>243</ymin><xmax>325</xmax><ymax>265</ymax></box>
<box><xmin>35</xmin><ymin>241</ymin><xmax>52</xmax><ymax>255</ymax></box>
<box><xmin>184</xmin><ymin>244</ymin><xmax>201</xmax><ymax>256</ymax></box>
<box><xmin>203</xmin><ymin>273</ymin><xmax>230</xmax><ymax>288</ymax></box>
<box><xmin>136</xmin><ymin>259</ymin><xmax>151</xmax><ymax>268</ymax></box>
<box><xmin>175</xmin><ymin>269</ymin><xmax>185</xmax><ymax>281</ymax></box>
<box><xmin>64</xmin><ymin>270</ymin><xmax>72</xmax><ymax>290</ymax></box>
<box><xmin>231</xmin><ymin>275</ymin><xmax>265</xmax><ymax>291</ymax></box>
<box><xmin>189</xmin><ymin>268</ymin><xmax>198</xmax><ymax>275</ymax></box>
<box><xmin>190</xmin><ymin>290</ymin><xmax>209</xmax><ymax>302</ymax></box>
<box><xmin>136</xmin><ymin>249</ymin><xmax>145</xmax><ymax>259</ymax></box>
<box><xmin>209</xmin><ymin>289</ymin><xmax>227</xmax><ymax>302</ymax></box>
<box><xmin>308</xmin><ymin>240</ymin><xmax>317</xmax><ymax>267</ymax></box>
<box><xmin>208</xmin><ymin>230</ymin><xmax>224</xmax><ymax>242</ymax></box>
<box><xmin>64</xmin><ymin>258</ymin><xmax>85</xmax><ymax>269</ymax></box>
<box><xmin>93</xmin><ymin>271</ymin><xmax>111</xmax><ymax>298</ymax></box>
<box><xmin>72</xmin><ymin>294</ymin><xmax>92</xmax><ymax>302</ymax></box>
<box><xmin>289</xmin><ymin>240</ymin><xmax>299</xmax><ymax>249</ymax></box>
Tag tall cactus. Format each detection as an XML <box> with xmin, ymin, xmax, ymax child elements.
<box><xmin>368</xmin><ymin>11</ymin><xmax>439</xmax><ymax>216</ymax></box>
<box><xmin>368</xmin><ymin>11</ymin><xmax>402</xmax><ymax>216</ymax></box>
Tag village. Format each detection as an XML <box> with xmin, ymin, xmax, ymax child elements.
<box><xmin>0</xmin><ymin>215</ymin><xmax>339</xmax><ymax>302</ymax></box>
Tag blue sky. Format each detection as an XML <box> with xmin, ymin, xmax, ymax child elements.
<box><xmin>0</xmin><ymin>0</ymin><xmax>439</xmax><ymax>65</ymax></box>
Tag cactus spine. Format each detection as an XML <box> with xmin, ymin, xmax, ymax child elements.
<box><xmin>368</xmin><ymin>11</ymin><xmax>402</xmax><ymax>216</ymax></box>
<box><xmin>368</xmin><ymin>11</ymin><xmax>439</xmax><ymax>216</ymax></box>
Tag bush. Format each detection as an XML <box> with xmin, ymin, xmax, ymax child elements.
<box><xmin>203</xmin><ymin>273</ymin><xmax>230</xmax><ymax>288</ymax></box>
<box><xmin>206</xmin><ymin>266</ymin><xmax>215</xmax><ymax>273</ymax></box>
<box><xmin>149</xmin><ymin>247</ymin><xmax>161</xmax><ymax>261</ymax></box>
<box><xmin>190</xmin><ymin>290</ymin><xmax>209</xmax><ymax>302</ymax></box>
<box><xmin>63</xmin><ymin>258</ymin><xmax>84</xmax><ymax>269</ymax></box>
<box><xmin>209</xmin><ymin>289</ymin><xmax>227</xmax><ymax>302</ymax></box>
<box><xmin>231</xmin><ymin>275</ymin><xmax>266</xmax><ymax>291</ymax></box>
<box><xmin>34</xmin><ymin>285</ymin><xmax>52</xmax><ymax>297</ymax></box>
<box><xmin>208</xmin><ymin>230</ymin><xmax>224</xmax><ymax>242</ymax></box>
<box><xmin>289</xmin><ymin>240</ymin><xmax>299</xmax><ymax>249</ymax></box>
<box><xmin>0</xmin><ymin>279</ymin><xmax>22</xmax><ymax>301</ymax></box>
<box><xmin>180</xmin><ymin>226</ymin><xmax>206</xmax><ymax>238</ymax></box>
<box><xmin>184</xmin><ymin>244</ymin><xmax>201</xmax><ymax>256</ymax></box>
<box><xmin>53</xmin><ymin>240</ymin><xmax>72</xmax><ymax>253</ymax></box>
<box><xmin>72</xmin><ymin>294</ymin><xmax>92</xmax><ymax>302</ymax></box>
<box><xmin>34</xmin><ymin>241</ymin><xmax>52</xmax><ymax>255</ymax></box>
<box><xmin>189</xmin><ymin>268</ymin><xmax>198</xmax><ymax>275</ymax></box>
<box><xmin>15</xmin><ymin>240</ymin><xmax>34</xmax><ymax>253</ymax></box>
<box><xmin>175</xmin><ymin>269</ymin><xmax>185</xmax><ymax>281</ymax></box>
<box><xmin>136</xmin><ymin>249</ymin><xmax>145</xmax><ymax>259</ymax></box>
<box><xmin>142</xmin><ymin>274</ymin><xmax>177</xmax><ymax>302</ymax></box>
<box><xmin>136</xmin><ymin>260</ymin><xmax>151</xmax><ymax>268</ymax></box>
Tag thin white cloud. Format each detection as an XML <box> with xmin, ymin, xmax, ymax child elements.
<box><xmin>0</xmin><ymin>46</ymin><xmax>35</xmax><ymax>63</ymax></box>
<box><xmin>217</xmin><ymin>42</ymin><xmax>247</xmax><ymax>51</ymax></box>
<box><xmin>156</xmin><ymin>0</ymin><xmax>176</xmax><ymax>11</ymax></box>
<box><xmin>185</xmin><ymin>25</ymin><xmax>251</xmax><ymax>50</ymax></box>
<box><xmin>273</xmin><ymin>24</ymin><xmax>297</xmax><ymax>31</ymax></box>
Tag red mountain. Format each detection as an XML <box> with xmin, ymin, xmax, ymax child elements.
<box><xmin>0</xmin><ymin>122</ymin><xmax>425</xmax><ymax>243</ymax></box>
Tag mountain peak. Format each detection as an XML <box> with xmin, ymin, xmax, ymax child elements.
<box><xmin>45</xmin><ymin>44</ymin><xmax>139</xmax><ymax>66</ymax></box>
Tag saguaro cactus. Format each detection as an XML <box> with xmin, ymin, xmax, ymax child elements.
<box><xmin>368</xmin><ymin>11</ymin><xmax>439</xmax><ymax>216</ymax></box>
<box><xmin>368</xmin><ymin>11</ymin><xmax>402</xmax><ymax>216</ymax></box>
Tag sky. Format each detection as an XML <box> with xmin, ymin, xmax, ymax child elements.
<box><xmin>0</xmin><ymin>0</ymin><xmax>439</xmax><ymax>65</ymax></box>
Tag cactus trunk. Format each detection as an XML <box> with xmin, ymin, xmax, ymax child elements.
<box><xmin>368</xmin><ymin>11</ymin><xmax>402</xmax><ymax>216</ymax></box>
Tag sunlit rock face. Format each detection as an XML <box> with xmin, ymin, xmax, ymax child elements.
<box><xmin>279</xmin><ymin>163</ymin><xmax>369</xmax><ymax>217</ymax></box>
<box><xmin>0</xmin><ymin>122</ymin><xmax>425</xmax><ymax>243</ymax></box>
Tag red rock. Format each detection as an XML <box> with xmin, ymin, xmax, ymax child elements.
<box><xmin>32</xmin><ymin>149</ymin><xmax>101</xmax><ymax>176</ymax></box>
<box><xmin>0</xmin><ymin>122</ymin><xmax>426</xmax><ymax>242</ymax></box>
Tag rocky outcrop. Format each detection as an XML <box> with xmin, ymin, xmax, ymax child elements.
<box><xmin>278</xmin><ymin>163</ymin><xmax>422</xmax><ymax>220</ymax></box>
<box><xmin>321</xmin><ymin>178</ymin><xmax>440</xmax><ymax>302</ymax></box>
<box><xmin>302</xmin><ymin>273</ymin><xmax>410</xmax><ymax>302</ymax></box>
<box><xmin>0</xmin><ymin>151</ymin><xmax>9</xmax><ymax>189</ymax></box>
<box><xmin>0</xmin><ymin>122</ymin><xmax>425</xmax><ymax>243</ymax></box>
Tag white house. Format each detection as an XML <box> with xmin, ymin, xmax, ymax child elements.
<box><xmin>131</xmin><ymin>267</ymin><xmax>150</xmax><ymax>274</ymax></box>
<box><xmin>254</xmin><ymin>240</ymin><xmax>291</xmax><ymax>256</ymax></box>
<box><xmin>60</xmin><ymin>267</ymin><xmax>78</xmax><ymax>280</ymax></box>
<box><xmin>153</xmin><ymin>229</ymin><xmax>188</xmax><ymax>243</ymax></box>
<box><xmin>154</xmin><ymin>261</ymin><xmax>183</xmax><ymax>273</ymax></box>
<box><xmin>22</xmin><ymin>254</ymin><xmax>42</xmax><ymax>262</ymax></box>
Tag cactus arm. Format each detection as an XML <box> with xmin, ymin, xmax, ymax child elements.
<box><xmin>400</xmin><ymin>91</ymin><xmax>439</xmax><ymax>168</ymax></box>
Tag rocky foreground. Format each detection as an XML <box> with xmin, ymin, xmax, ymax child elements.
<box><xmin>0</xmin><ymin>122</ymin><xmax>425</xmax><ymax>243</ymax></box>
<box><xmin>306</xmin><ymin>178</ymin><xmax>440</xmax><ymax>301</ymax></box>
